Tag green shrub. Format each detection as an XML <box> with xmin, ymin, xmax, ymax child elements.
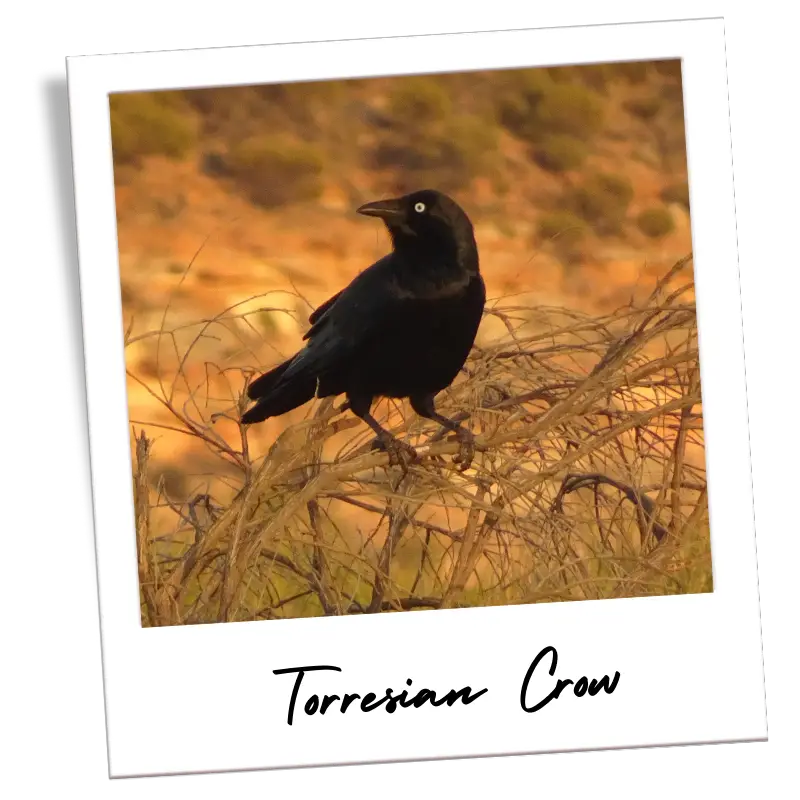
<box><xmin>255</xmin><ymin>80</ymin><xmax>345</xmax><ymax>105</ymax></box>
<box><xmin>182</xmin><ymin>81</ymin><xmax>348</xmax><ymax>139</ymax></box>
<box><xmin>651</xmin><ymin>116</ymin><xmax>689</xmax><ymax>168</ymax></box>
<box><xmin>538</xmin><ymin>211</ymin><xmax>587</xmax><ymax>246</ymax></box>
<box><xmin>567</xmin><ymin>172</ymin><xmax>634</xmax><ymax>236</ymax></box>
<box><xmin>497</xmin><ymin>72</ymin><xmax>604</xmax><ymax>144</ymax></box>
<box><xmin>372</xmin><ymin>110</ymin><xmax>497</xmax><ymax>192</ymax></box>
<box><xmin>636</xmin><ymin>207</ymin><xmax>675</xmax><ymax>238</ymax></box>
<box><xmin>625</xmin><ymin>96</ymin><xmax>663</xmax><ymax>121</ymax></box>
<box><xmin>496</xmin><ymin>70</ymin><xmax>553</xmax><ymax>135</ymax></box>
<box><xmin>660</xmin><ymin>80</ymin><xmax>686</xmax><ymax>102</ymax></box>
<box><xmin>492</xmin><ymin>173</ymin><xmax>511</xmax><ymax>197</ymax></box>
<box><xmin>110</xmin><ymin>92</ymin><xmax>196</xmax><ymax>166</ymax></box>
<box><xmin>574</xmin><ymin>64</ymin><xmax>615</xmax><ymax>93</ymax></box>
<box><xmin>370</xmin><ymin>76</ymin><xmax>499</xmax><ymax>190</ymax></box>
<box><xmin>653</xmin><ymin>59</ymin><xmax>683</xmax><ymax>79</ymax></box>
<box><xmin>201</xmin><ymin>151</ymin><xmax>230</xmax><ymax>178</ymax></box>
<box><xmin>256</xmin><ymin>310</ymin><xmax>279</xmax><ymax>336</ymax></box>
<box><xmin>254</xmin><ymin>80</ymin><xmax>348</xmax><ymax>126</ymax></box>
<box><xmin>226</xmin><ymin>137</ymin><xmax>324</xmax><ymax>208</ymax></box>
<box><xmin>441</xmin><ymin>115</ymin><xmax>498</xmax><ymax>180</ymax></box>
<box><xmin>661</xmin><ymin>181</ymin><xmax>691</xmax><ymax>209</ymax></box>
<box><xmin>181</xmin><ymin>87</ymin><xmax>261</xmax><ymax>134</ymax></box>
<box><xmin>613</xmin><ymin>61</ymin><xmax>650</xmax><ymax>84</ymax></box>
<box><xmin>538</xmin><ymin>211</ymin><xmax>588</xmax><ymax>266</ymax></box>
<box><xmin>543</xmin><ymin>65</ymin><xmax>608</xmax><ymax>88</ymax></box>
<box><xmin>532</xmin><ymin>134</ymin><xmax>587</xmax><ymax>172</ymax></box>
<box><xmin>535</xmin><ymin>82</ymin><xmax>605</xmax><ymax>139</ymax></box>
<box><xmin>543</xmin><ymin>66</ymin><xmax>572</xmax><ymax>83</ymax></box>
<box><xmin>145</xmin><ymin>90</ymin><xmax>188</xmax><ymax>110</ymax></box>
<box><xmin>385</xmin><ymin>77</ymin><xmax>453</xmax><ymax>125</ymax></box>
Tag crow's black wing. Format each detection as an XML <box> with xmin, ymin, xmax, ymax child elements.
<box><xmin>307</xmin><ymin>290</ymin><xmax>343</xmax><ymax>327</ymax></box>
<box><xmin>279</xmin><ymin>255</ymin><xmax>403</xmax><ymax>384</ymax></box>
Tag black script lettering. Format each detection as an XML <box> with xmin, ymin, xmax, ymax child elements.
<box><xmin>273</xmin><ymin>666</ymin><xmax>488</xmax><ymax>725</ymax></box>
<box><xmin>398</xmin><ymin>679</ymin><xmax>416</xmax><ymax>709</ymax></box>
<box><xmin>588</xmin><ymin>673</ymin><xmax>620</xmax><ymax>696</ymax></box>
<box><xmin>320</xmin><ymin>694</ymin><xmax>340</xmax><ymax>714</ymax></box>
<box><xmin>411</xmin><ymin>688</ymin><xmax>435</xmax><ymax>708</ymax></box>
<box><xmin>340</xmin><ymin>692</ymin><xmax>361</xmax><ymax>713</ymax></box>
<box><xmin>439</xmin><ymin>685</ymin><xmax>488</xmax><ymax>707</ymax></box>
<box><xmin>520</xmin><ymin>647</ymin><xmax>620</xmax><ymax>713</ymax></box>
<box><xmin>360</xmin><ymin>692</ymin><xmax>389</xmax><ymax>712</ymax></box>
<box><xmin>385</xmin><ymin>680</ymin><xmax>412</xmax><ymax>713</ymax></box>
<box><xmin>406</xmin><ymin>685</ymin><xmax>488</xmax><ymax>708</ymax></box>
<box><xmin>272</xmin><ymin>665</ymin><xmax>342</xmax><ymax>726</ymax></box>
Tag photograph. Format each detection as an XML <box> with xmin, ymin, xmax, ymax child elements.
<box><xmin>111</xmin><ymin>59</ymin><xmax>710</xmax><ymax>627</ymax></box>
<box><xmin>62</xmin><ymin>17</ymin><xmax>770</xmax><ymax>776</ymax></box>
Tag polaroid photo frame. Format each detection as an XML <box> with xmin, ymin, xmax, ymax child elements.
<box><xmin>67</xmin><ymin>18</ymin><xmax>766</xmax><ymax>778</ymax></box>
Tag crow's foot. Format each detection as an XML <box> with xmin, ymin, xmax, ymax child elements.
<box><xmin>370</xmin><ymin>434</ymin><xmax>418</xmax><ymax>470</ymax></box>
<box><xmin>450</xmin><ymin>427</ymin><xmax>476</xmax><ymax>472</ymax></box>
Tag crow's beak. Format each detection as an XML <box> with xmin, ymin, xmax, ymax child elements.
<box><xmin>356</xmin><ymin>198</ymin><xmax>405</xmax><ymax>221</ymax></box>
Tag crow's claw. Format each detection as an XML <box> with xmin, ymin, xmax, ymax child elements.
<box><xmin>370</xmin><ymin>435</ymin><xmax>418</xmax><ymax>471</ymax></box>
<box><xmin>450</xmin><ymin>428</ymin><xmax>476</xmax><ymax>472</ymax></box>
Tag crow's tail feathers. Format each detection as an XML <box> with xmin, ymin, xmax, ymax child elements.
<box><xmin>241</xmin><ymin>358</ymin><xmax>317</xmax><ymax>425</ymax></box>
<box><xmin>247</xmin><ymin>359</ymin><xmax>293</xmax><ymax>400</ymax></box>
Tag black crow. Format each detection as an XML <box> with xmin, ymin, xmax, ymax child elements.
<box><xmin>241</xmin><ymin>189</ymin><xmax>485</xmax><ymax>468</ymax></box>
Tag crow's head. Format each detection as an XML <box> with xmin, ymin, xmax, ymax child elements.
<box><xmin>357</xmin><ymin>189</ymin><xmax>476</xmax><ymax>261</ymax></box>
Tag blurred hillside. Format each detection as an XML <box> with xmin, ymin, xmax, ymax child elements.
<box><xmin>111</xmin><ymin>59</ymin><xmax>695</xmax><ymax>500</ymax></box>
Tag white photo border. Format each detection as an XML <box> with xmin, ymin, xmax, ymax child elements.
<box><xmin>67</xmin><ymin>18</ymin><xmax>766</xmax><ymax>778</ymax></box>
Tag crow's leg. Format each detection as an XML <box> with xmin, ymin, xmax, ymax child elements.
<box><xmin>410</xmin><ymin>393</ymin><xmax>476</xmax><ymax>471</ymax></box>
<box><xmin>348</xmin><ymin>392</ymin><xmax>417</xmax><ymax>469</ymax></box>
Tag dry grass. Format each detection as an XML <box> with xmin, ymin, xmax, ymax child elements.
<box><xmin>127</xmin><ymin>253</ymin><xmax>710</xmax><ymax>627</ymax></box>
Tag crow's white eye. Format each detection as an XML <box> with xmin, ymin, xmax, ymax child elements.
<box><xmin>414</xmin><ymin>202</ymin><xmax>426</xmax><ymax>213</ymax></box>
